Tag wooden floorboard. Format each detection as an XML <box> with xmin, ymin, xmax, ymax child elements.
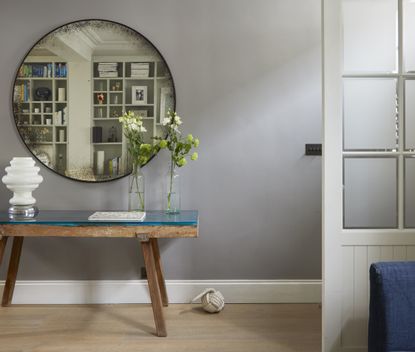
<box><xmin>0</xmin><ymin>304</ymin><xmax>321</xmax><ymax>352</ymax></box>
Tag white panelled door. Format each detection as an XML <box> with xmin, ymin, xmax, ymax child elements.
<box><xmin>323</xmin><ymin>0</ymin><xmax>415</xmax><ymax>351</ymax></box>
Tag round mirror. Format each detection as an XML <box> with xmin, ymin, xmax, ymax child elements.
<box><xmin>12</xmin><ymin>19</ymin><xmax>175</xmax><ymax>182</ymax></box>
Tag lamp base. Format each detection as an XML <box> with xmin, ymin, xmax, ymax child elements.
<box><xmin>8</xmin><ymin>205</ymin><xmax>39</xmax><ymax>219</ymax></box>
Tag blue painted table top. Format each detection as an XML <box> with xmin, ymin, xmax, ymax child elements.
<box><xmin>0</xmin><ymin>210</ymin><xmax>198</xmax><ymax>227</ymax></box>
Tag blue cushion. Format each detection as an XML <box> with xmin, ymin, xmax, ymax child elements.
<box><xmin>369</xmin><ymin>261</ymin><xmax>415</xmax><ymax>352</ymax></box>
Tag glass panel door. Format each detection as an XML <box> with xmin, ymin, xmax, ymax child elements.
<box><xmin>343</xmin><ymin>0</ymin><xmax>398</xmax><ymax>73</ymax></box>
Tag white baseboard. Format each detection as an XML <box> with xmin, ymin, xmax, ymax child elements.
<box><xmin>0</xmin><ymin>280</ymin><xmax>321</xmax><ymax>304</ymax></box>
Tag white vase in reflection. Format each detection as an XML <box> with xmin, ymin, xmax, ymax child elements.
<box><xmin>1</xmin><ymin>157</ymin><xmax>43</xmax><ymax>218</ymax></box>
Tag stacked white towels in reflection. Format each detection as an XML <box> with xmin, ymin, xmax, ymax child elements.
<box><xmin>98</xmin><ymin>63</ymin><xmax>118</xmax><ymax>78</ymax></box>
<box><xmin>130</xmin><ymin>63</ymin><xmax>149</xmax><ymax>78</ymax></box>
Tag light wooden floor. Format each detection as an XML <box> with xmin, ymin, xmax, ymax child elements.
<box><xmin>0</xmin><ymin>304</ymin><xmax>321</xmax><ymax>352</ymax></box>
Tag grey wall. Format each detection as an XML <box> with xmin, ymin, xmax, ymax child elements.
<box><xmin>0</xmin><ymin>0</ymin><xmax>322</xmax><ymax>280</ymax></box>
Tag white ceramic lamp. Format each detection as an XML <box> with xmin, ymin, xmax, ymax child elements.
<box><xmin>2</xmin><ymin>157</ymin><xmax>43</xmax><ymax>218</ymax></box>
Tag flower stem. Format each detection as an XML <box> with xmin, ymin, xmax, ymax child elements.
<box><xmin>136</xmin><ymin>172</ymin><xmax>145</xmax><ymax>211</ymax></box>
<box><xmin>167</xmin><ymin>156</ymin><xmax>174</xmax><ymax>211</ymax></box>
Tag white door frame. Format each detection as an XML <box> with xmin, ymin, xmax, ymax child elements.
<box><xmin>323</xmin><ymin>0</ymin><xmax>415</xmax><ymax>351</ymax></box>
<box><xmin>322</xmin><ymin>0</ymin><xmax>343</xmax><ymax>350</ymax></box>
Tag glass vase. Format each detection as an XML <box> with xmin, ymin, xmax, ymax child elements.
<box><xmin>128</xmin><ymin>162</ymin><xmax>145</xmax><ymax>212</ymax></box>
<box><xmin>163</xmin><ymin>162</ymin><xmax>181</xmax><ymax>214</ymax></box>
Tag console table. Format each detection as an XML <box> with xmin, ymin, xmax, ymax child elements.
<box><xmin>0</xmin><ymin>210</ymin><xmax>199</xmax><ymax>337</ymax></box>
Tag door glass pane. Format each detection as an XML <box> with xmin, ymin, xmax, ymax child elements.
<box><xmin>343</xmin><ymin>0</ymin><xmax>398</xmax><ymax>73</ymax></box>
<box><xmin>403</xmin><ymin>0</ymin><xmax>415</xmax><ymax>72</ymax></box>
<box><xmin>344</xmin><ymin>157</ymin><xmax>397</xmax><ymax>228</ymax></box>
<box><xmin>343</xmin><ymin>78</ymin><xmax>398</xmax><ymax>150</ymax></box>
<box><xmin>405</xmin><ymin>80</ymin><xmax>415</xmax><ymax>149</ymax></box>
<box><xmin>405</xmin><ymin>157</ymin><xmax>415</xmax><ymax>227</ymax></box>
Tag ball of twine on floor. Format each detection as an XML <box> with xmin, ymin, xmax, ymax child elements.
<box><xmin>192</xmin><ymin>288</ymin><xmax>225</xmax><ymax>313</ymax></box>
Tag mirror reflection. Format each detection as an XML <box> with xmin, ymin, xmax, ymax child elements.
<box><xmin>12</xmin><ymin>20</ymin><xmax>175</xmax><ymax>182</ymax></box>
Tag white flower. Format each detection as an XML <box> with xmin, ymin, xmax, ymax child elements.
<box><xmin>172</xmin><ymin>125</ymin><xmax>181</xmax><ymax>133</ymax></box>
<box><xmin>174</xmin><ymin>115</ymin><xmax>182</xmax><ymax>125</ymax></box>
<box><xmin>130</xmin><ymin>122</ymin><xmax>139</xmax><ymax>131</ymax></box>
<box><xmin>162</xmin><ymin>117</ymin><xmax>171</xmax><ymax>126</ymax></box>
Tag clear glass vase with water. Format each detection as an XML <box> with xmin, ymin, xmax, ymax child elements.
<box><xmin>163</xmin><ymin>162</ymin><xmax>180</xmax><ymax>214</ymax></box>
<box><xmin>128</xmin><ymin>162</ymin><xmax>145</xmax><ymax>212</ymax></box>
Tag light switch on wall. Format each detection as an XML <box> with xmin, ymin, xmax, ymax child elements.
<box><xmin>305</xmin><ymin>144</ymin><xmax>322</xmax><ymax>156</ymax></box>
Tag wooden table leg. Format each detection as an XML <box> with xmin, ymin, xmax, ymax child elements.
<box><xmin>0</xmin><ymin>236</ymin><xmax>9</xmax><ymax>267</ymax></box>
<box><xmin>2</xmin><ymin>237</ymin><xmax>24</xmax><ymax>307</ymax></box>
<box><xmin>150</xmin><ymin>238</ymin><xmax>168</xmax><ymax>307</ymax></box>
<box><xmin>141</xmin><ymin>240</ymin><xmax>167</xmax><ymax>337</ymax></box>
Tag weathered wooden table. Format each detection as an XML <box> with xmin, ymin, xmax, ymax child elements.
<box><xmin>0</xmin><ymin>210</ymin><xmax>199</xmax><ymax>337</ymax></box>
